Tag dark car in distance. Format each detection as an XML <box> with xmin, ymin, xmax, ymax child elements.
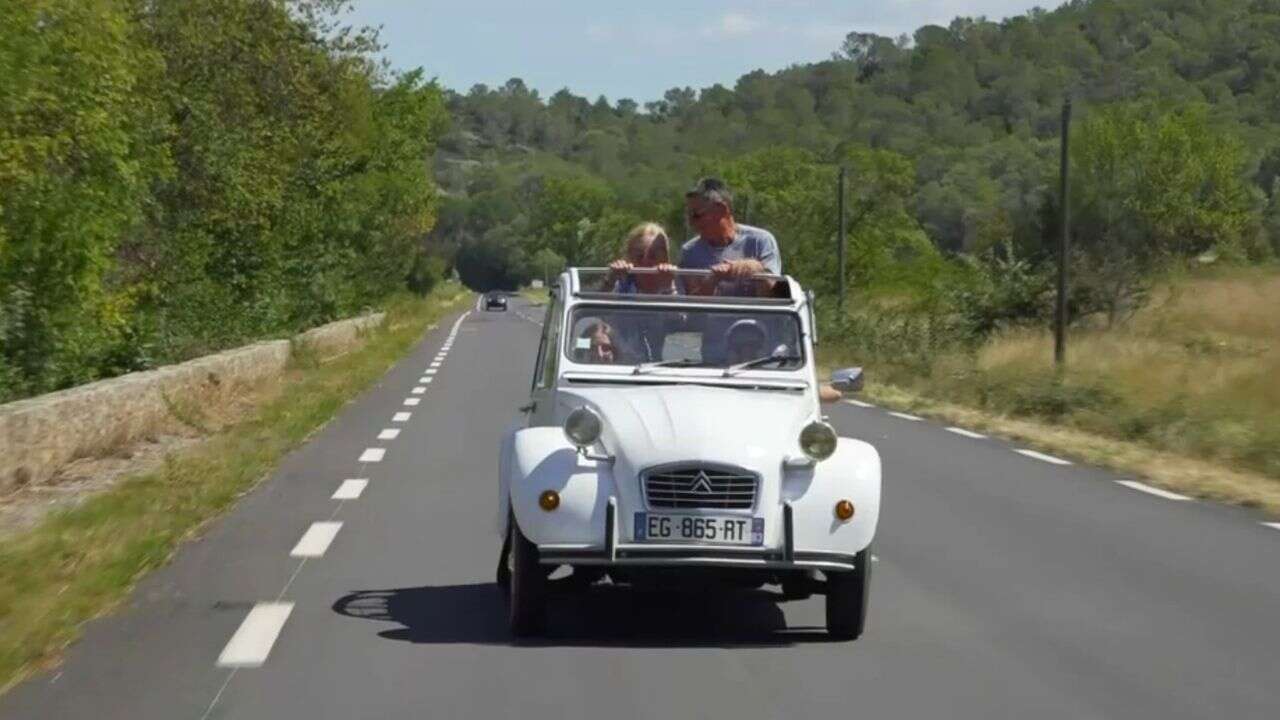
<box><xmin>485</xmin><ymin>292</ymin><xmax>508</xmax><ymax>311</ymax></box>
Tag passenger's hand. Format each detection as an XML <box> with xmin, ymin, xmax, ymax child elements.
<box><xmin>819</xmin><ymin>384</ymin><xmax>843</xmax><ymax>404</ymax></box>
<box><xmin>608</xmin><ymin>259</ymin><xmax>634</xmax><ymax>277</ymax></box>
<box><xmin>726</xmin><ymin>259</ymin><xmax>765</xmax><ymax>278</ymax></box>
<box><xmin>654</xmin><ymin>262</ymin><xmax>677</xmax><ymax>277</ymax></box>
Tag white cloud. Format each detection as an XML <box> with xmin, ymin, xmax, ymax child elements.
<box><xmin>718</xmin><ymin>12</ymin><xmax>763</xmax><ymax>37</ymax></box>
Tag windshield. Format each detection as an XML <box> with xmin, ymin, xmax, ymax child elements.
<box><xmin>565</xmin><ymin>305</ymin><xmax>804</xmax><ymax>371</ymax></box>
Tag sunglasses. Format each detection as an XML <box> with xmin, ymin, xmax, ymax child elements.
<box><xmin>686</xmin><ymin>203</ymin><xmax>724</xmax><ymax>222</ymax></box>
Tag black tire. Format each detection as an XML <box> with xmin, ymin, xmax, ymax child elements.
<box><xmin>507</xmin><ymin>518</ymin><xmax>546</xmax><ymax>637</ymax></box>
<box><xmin>495</xmin><ymin>532</ymin><xmax>512</xmax><ymax>595</ymax></box>
<box><xmin>825</xmin><ymin>548</ymin><xmax>871</xmax><ymax>640</ymax></box>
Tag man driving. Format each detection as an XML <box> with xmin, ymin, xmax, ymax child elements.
<box><xmin>724</xmin><ymin>319</ymin><xmax>769</xmax><ymax>365</ymax></box>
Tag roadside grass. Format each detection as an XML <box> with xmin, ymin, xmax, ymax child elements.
<box><xmin>0</xmin><ymin>284</ymin><xmax>472</xmax><ymax>693</ymax></box>
<box><xmin>821</xmin><ymin>266</ymin><xmax>1280</xmax><ymax>514</ymax></box>
<box><xmin>520</xmin><ymin>286</ymin><xmax>550</xmax><ymax>305</ymax></box>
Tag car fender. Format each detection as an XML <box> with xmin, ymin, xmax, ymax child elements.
<box><xmin>496</xmin><ymin>417</ymin><xmax>524</xmax><ymax>538</ymax></box>
<box><xmin>785</xmin><ymin>437</ymin><xmax>881</xmax><ymax>556</ymax></box>
<box><xmin>503</xmin><ymin>426</ymin><xmax>616</xmax><ymax>547</ymax></box>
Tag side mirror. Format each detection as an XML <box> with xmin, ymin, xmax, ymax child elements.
<box><xmin>830</xmin><ymin>367</ymin><xmax>864</xmax><ymax>393</ymax></box>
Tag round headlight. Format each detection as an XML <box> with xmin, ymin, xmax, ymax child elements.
<box><xmin>564</xmin><ymin>407</ymin><xmax>603</xmax><ymax>448</ymax></box>
<box><xmin>799</xmin><ymin>421</ymin><xmax>838</xmax><ymax>461</ymax></box>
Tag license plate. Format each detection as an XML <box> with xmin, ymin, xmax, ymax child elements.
<box><xmin>633</xmin><ymin>513</ymin><xmax>764</xmax><ymax>546</ymax></box>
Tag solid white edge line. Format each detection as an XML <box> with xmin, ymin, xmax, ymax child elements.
<box><xmin>358</xmin><ymin>447</ymin><xmax>385</xmax><ymax>463</ymax></box>
<box><xmin>290</xmin><ymin>521</ymin><xmax>343</xmax><ymax>558</ymax></box>
<box><xmin>377</xmin><ymin>428</ymin><xmax>400</xmax><ymax>440</ymax></box>
<box><xmin>403</xmin><ymin>397</ymin><xmax>420</xmax><ymax>406</ymax></box>
<box><xmin>332</xmin><ymin>479</ymin><xmax>368</xmax><ymax>500</ymax></box>
<box><xmin>392</xmin><ymin>412</ymin><xmax>411</xmax><ymax>422</ymax></box>
<box><xmin>945</xmin><ymin>426</ymin><xmax>987</xmax><ymax>439</ymax></box>
<box><xmin>844</xmin><ymin>400</ymin><xmax>874</xmax><ymax>408</ymax></box>
<box><xmin>217</xmin><ymin>602</ymin><xmax>294</xmax><ymax>668</ymax></box>
<box><xmin>887</xmin><ymin>411</ymin><xmax>923</xmax><ymax>421</ymax></box>
<box><xmin>1116</xmin><ymin>480</ymin><xmax>1190</xmax><ymax>501</ymax></box>
<box><xmin>1015</xmin><ymin>449</ymin><xmax>1072</xmax><ymax>466</ymax></box>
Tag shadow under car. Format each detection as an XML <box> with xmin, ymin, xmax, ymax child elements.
<box><xmin>331</xmin><ymin>581</ymin><xmax>831</xmax><ymax>649</ymax></box>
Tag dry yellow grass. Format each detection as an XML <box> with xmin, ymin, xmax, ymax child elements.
<box><xmin>824</xmin><ymin>266</ymin><xmax>1280</xmax><ymax>513</ymax></box>
<box><xmin>858</xmin><ymin>383</ymin><xmax>1280</xmax><ymax>516</ymax></box>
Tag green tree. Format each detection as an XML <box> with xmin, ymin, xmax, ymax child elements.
<box><xmin>0</xmin><ymin>0</ymin><xmax>169</xmax><ymax>398</ymax></box>
<box><xmin>1069</xmin><ymin>104</ymin><xmax>1262</xmax><ymax>322</ymax></box>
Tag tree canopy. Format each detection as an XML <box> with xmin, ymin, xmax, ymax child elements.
<box><xmin>432</xmin><ymin>0</ymin><xmax>1279</xmax><ymax>295</ymax></box>
<box><xmin>0</xmin><ymin>0</ymin><xmax>449</xmax><ymax>401</ymax></box>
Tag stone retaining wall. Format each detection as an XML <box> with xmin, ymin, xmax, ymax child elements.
<box><xmin>0</xmin><ymin>313</ymin><xmax>385</xmax><ymax>494</ymax></box>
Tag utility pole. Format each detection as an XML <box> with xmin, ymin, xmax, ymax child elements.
<box><xmin>1055</xmin><ymin>96</ymin><xmax>1072</xmax><ymax>369</ymax></box>
<box><xmin>837</xmin><ymin>166</ymin><xmax>847</xmax><ymax>314</ymax></box>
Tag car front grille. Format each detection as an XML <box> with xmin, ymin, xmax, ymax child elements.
<box><xmin>642</xmin><ymin>465</ymin><xmax>758</xmax><ymax>510</ymax></box>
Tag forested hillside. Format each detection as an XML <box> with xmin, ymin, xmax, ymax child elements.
<box><xmin>433</xmin><ymin>0</ymin><xmax>1280</xmax><ymax>298</ymax></box>
<box><xmin>0</xmin><ymin>0</ymin><xmax>448</xmax><ymax>403</ymax></box>
<box><xmin>6</xmin><ymin>0</ymin><xmax>1280</xmax><ymax>404</ymax></box>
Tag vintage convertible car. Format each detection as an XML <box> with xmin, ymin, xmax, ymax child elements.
<box><xmin>496</xmin><ymin>268</ymin><xmax>881</xmax><ymax>639</ymax></box>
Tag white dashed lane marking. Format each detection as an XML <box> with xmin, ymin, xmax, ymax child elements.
<box><xmin>1116</xmin><ymin>480</ymin><xmax>1190</xmax><ymax>501</ymax></box>
<box><xmin>393</xmin><ymin>412</ymin><xmax>411</xmax><ymax>422</ymax></box>
<box><xmin>419</xmin><ymin>377</ymin><xmax>433</xmax><ymax>384</ymax></box>
<box><xmin>946</xmin><ymin>427</ymin><xmax>987</xmax><ymax>439</ymax></box>
<box><xmin>887</xmin><ymin>411</ymin><xmax>923</xmax><ymax>421</ymax></box>
<box><xmin>844</xmin><ymin>400</ymin><xmax>874</xmax><ymax>408</ymax></box>
<box><xmin>290</xmin><ymin>521</ymin><xmax>343</xmax><ymax>558</ymax></box>
<box><xmin>377</xmin><ymin>428</ymin><xmax>400</xmax><ymax>440</ymax></box>
<box><xmin>358</xmin><ymin>448</ymin><xmax>385</xmax><ymax>463</ymax></box>
<box><xmin>429</xmin><ymin>361</ymin><xmax>442</xmax><ymax>368</ymax></box>
<box><xmin>1015</xmin><ymin>449</ymin><xmax>1072</xmax><ymax>466</ymax></box>
<box><xmin>403</xmin><ymin>398</ymin><xmax>421</xmax><ymax>406</ymax></box>
<box><xmin>217</xmin><ymin>602</ymin><xmax>294</xmax><ymax>668</ymax></box>
<box><xmin>424</xmin><ymin>369</ymin><xmax>437</xmax><ymax>376</ymax></box>
<box><xmin>332</xmin><ymin>479</ymin><xmax>368</xmax><ymax>500</ymax></box>
<box><xmin>1263</xmin><ymin>523</ymin><xmax>1280</xmax><ymax>531</ymax></box>
<box><xmin>411</xmin><ymin>386</ymin><xmax>426</xmax><ymax>395</ymax></box>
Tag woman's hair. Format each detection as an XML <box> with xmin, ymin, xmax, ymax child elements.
<box><xmin>623</xmin><ymin>222</ymin><xmax>669</xmax><ymax>264</ymax></box>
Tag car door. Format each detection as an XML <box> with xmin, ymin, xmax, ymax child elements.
<box><xmin>526</xmin><ymin>288</ymin><xmax>563</xmax><ymax>428</ymax></box>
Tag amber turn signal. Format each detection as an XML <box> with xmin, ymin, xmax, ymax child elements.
<box><xmin>834</xmin><ymin>499</ymin><xmax>855</xmax><ymax>521</ymax></box>
<box><xmin>538</xmin><ymin>490</ymin><xmax>561</xmax><ymax>512</ymax></box>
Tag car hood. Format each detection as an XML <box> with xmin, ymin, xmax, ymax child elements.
<box><xmin>558</xmin><ymin>384</ymin><xmax>816</xmax><ymax>473</ymax></box>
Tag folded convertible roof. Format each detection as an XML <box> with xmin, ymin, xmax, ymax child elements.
<box><xmin>568</xmin><ymin>267</ymin><xmax>802</xmax><ymax>307</ymax></box>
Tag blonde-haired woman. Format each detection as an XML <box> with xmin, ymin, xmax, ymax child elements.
<box><xmin>605</xmin><ymin>222</ymin><xmax>677</xmax><ymax>294</ymax></box>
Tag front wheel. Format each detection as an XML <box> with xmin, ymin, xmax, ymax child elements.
<box><xmin>825</xmin><ymin>548</ymin><xmax>871</xmax><ymax>640</ymax></box>
<box><xmin>507</xmin><ymin>517</ymin><xmax>546</xmax><ymax>637</ymax></box>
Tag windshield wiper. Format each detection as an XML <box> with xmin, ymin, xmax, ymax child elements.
<box><xmin>632</xmin><ymin>358</ymin><xmax>705</xmax><ymax>375</ymax></box>
<box><xmin>721</xmin><ymin>353</ymin><xmax>803</xmax><ymax>377</ymax></box>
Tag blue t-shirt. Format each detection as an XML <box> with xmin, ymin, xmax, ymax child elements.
<box><xmin>678</xmin><ymin>224</ymin><xmax>782</xmax><ymax>296</ymax></box>
<box><xmin>678</xmin><ymin>224</ymin><xmax>784</xmax><ymax>363</ymax></box>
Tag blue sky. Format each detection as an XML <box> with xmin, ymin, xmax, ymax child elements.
<box><xmin>342</xmin><ymin>1</ymin><xmax>1049</xmax><ymax>102</ymax></box>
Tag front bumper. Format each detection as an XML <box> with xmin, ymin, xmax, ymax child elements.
<box><xmin>536</xmin><ymin>499</ymin><xmax>859</xmax><ymax>572</ymax></box>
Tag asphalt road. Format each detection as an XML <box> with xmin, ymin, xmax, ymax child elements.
<box><xmin>5</xmin><ymin>295</ymin><xmax>1280</xmax><ymax>719</ymax></box>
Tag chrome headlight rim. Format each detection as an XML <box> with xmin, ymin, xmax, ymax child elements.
<box><xmin>799</xmin><ymin>420</ymin><xmax>838</xmax><ymax>461</ymax></box>
<box><xmin>563</xmin><ymin>406</ymin><xmax>603</xmax><ymax>448</ymax></box>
